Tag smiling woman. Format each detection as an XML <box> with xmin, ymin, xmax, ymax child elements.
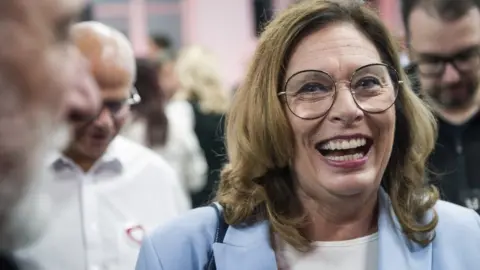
<box><xmin>136</xmin><ymin>1</ymin><xmax>480</xmax><ymax>269</ymax></box>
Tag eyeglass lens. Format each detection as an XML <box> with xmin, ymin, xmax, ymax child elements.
<box><xmin>417</xmin><ymin>50</ymin><xmax>480</xmax><ymax>76</ymax></box>
<box><xmin>283</xmin><ymin>64</ymin><xmax>399</xmax><ymax>120</ymax></box>
<box><xmin>103</xmin><ymin>101</ymin><xmax>125</xmax><ymax>115</ymax></box>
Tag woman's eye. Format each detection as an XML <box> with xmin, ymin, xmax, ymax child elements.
<box><xmin>298</xmin><ymin>83</ymin><xmax>329</xmax><ymax>93</ymax></box>
<box><xmin>355</xmin><ymin>77</ymin><xmax>381</xmax><ymax>90</ymax></box>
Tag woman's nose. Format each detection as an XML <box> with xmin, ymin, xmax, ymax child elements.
<box><xmin>327</xmin><ymin>84</ymin><xmax>364</xmax><ymax>125</ymax></box>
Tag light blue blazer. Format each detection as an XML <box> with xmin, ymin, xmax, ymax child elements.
<box><xmin>136</xmin><ymin>189</ymin><xmax>480</xmax><ymax>270</ymax></box>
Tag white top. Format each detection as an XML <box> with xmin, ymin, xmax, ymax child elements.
<box><xmin>277</xmin><ymin>233</ymin><xmax>379</xmax><ymax>270</ymax></box>
<box><xmin>15</xmin><ymin>136</ymin><xmax>190</xmax><ymax>270</ymax></box>
<box><xmin>122</xmin><ymin>100</ymin><xmax>207</xmax><ymax>199</ymax></box>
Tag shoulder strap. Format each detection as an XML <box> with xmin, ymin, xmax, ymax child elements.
<box><xmin>205</xmin><ymin>203</ymin><xmax>229</xmax><ymax>270</ymax></box>
<box><xmin>0</xmin><ymin>253</ymin><xmax>19</xmax><ymax>270</ymax></box>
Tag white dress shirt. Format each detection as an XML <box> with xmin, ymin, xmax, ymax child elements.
<box><xmin>15</xmin><ymin>136</ymin><xmax>189</xmax><ymax>270</ymax></box>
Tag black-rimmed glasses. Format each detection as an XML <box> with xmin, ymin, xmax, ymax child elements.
<box><xmin>415</xmin><ymin>47</ymin><xmax>480</xmax><ymax>77</ymax></box>
<box><xmin>278</xmin><ymin>63</ymin><xmax>401</xmax><ymax>120</ymax></box>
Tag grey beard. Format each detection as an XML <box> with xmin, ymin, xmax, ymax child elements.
<box><xmin>0</xmin><ymin>115</ymin><xmax>70</xmax><ymax>251</ymax></box>
<box><xmin>0</xmin><ymin>166</ymin><xmax>52</xmax><ymax>251</ymax></box>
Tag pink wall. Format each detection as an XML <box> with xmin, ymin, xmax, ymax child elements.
<box><xmin>129</xmin><ymin>0</ymin><xmax>148</xmax><ymax>56</ymax></box>
<box><xmin>377</xmin><ymin>0</ymin><xmax>404</xmax><ymax>37</ymax></box>
<box><xmin>274</xmin><ymin>0</ymin><xmax>292</xmax><ymax>10</ymax></box>
<box><xmin>96</xmin><ymin>0</ymin><xmax>403</xmax><ymax>88</ymax></box>
<box><xmin>178</xmin><ymin>0</ymin><xmax>405</xmax><ymax>88</ymax></box>
<box><xmin>182</xmin><ymin>0</ymin><xmax>258</xmax><ymax>89</ymax></box>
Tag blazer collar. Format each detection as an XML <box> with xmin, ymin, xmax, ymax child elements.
<box><xmin>213</xmin><ymin>188</ymin><xmax>433</xmax><ymax>270</ymax></box>
<box><xmin>212</xmin><ymin>219</ymin><xmax>276</xmax><ymax>270</ymax></box>
<box><xmin>377</xmin><ymin>188</ymin><xmax>433</xmax><ymax>270</ymax></box>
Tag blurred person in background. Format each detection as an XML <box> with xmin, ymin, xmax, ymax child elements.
<box><xmin>174</xmin><ymin>45</ymin><xmax>229</xmax><ymax>208</ymax></box>
<box><xmin>148</xmin><ymin>35</ymin><xmax>180</xmax><ymax>105</ymax></box>
<box><xmin>158</xmin><ymin>52</ymin><xmax>181</xmax><ymax>102</ymax></box>
<box><xmin>15</xmin><ymin>22</ymin><xmax>189</xmax><ymax>270</ymax></box>
<box><xmin>402</xmin><ymin>0</ymin><xmax>480</xmax><ymax>212</ymax></box>
<box><xmin>0</xmin><ymin>0</ymin><xmax>101</xmax><ymax>268</ymax></box>
<box><xmin>148</xmin><ymin>34</ymin><xmax>172</xmax><ymax>60</ymax></box>
<box><xmin>137</xmin><ymin>1</ymin><xmax>480</xmax><ymax>269</ymax></box>
<box><xmin>122</xmin><ymin>58</ymin><xmax>207</xmax><ymax>205</ymax></box>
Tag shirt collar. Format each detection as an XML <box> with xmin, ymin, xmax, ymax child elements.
<box><xmin>48</xmin><ymin>137</ymin><xmax>124</xmax><ymax>173</ymax></box>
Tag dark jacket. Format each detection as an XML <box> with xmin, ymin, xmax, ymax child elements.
<box><xmin>406</xmin><ymin>64</ymin><xmax>480</xmax><ymax>213</ymax></box>
<box><xmin>189</xmin><ymin>101</ymin><xmax>227</xmax><ymax>208</ymax></box>
<box><xmin>427</xmin><ymin>114</ymin><xmax>480</xmax><ymax>212</ymax></box>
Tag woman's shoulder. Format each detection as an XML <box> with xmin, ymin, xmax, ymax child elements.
<box><xmin>147</xmin><ymin>205</ymin><xmax>218</xmax><ymax>247</ymax></box>
<box><xmin>433</xmin><ymin>200</ymin><xmax>480</xmax><ymax>248</ymax></box>
<box><xmin>136</xmin><ymin>206</ymin><xmax>218</xmax><ymax>269</ymax></box>
<box><xmin>434</xmin><ymin>200</ymin><xmax>479</xmax><ymax>228</ymax></box>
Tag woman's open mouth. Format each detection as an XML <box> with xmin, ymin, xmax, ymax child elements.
<box><xmin>315</xmin><ymin>136</ymin><xmax>373</xmax><ymax>162</ymax></box>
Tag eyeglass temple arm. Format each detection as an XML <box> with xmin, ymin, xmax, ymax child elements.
<box><xmin>127</xmin><ymin>88</ymin><xmax>142</xmax><ymax>105</ymax></box>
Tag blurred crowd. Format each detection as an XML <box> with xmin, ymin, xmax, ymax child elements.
<box><xmin>0</xmin><ymin>0</ymin><xmax>480</xmax><ymax>269</ymax></box>
<box><xmin>123</xmin><ymin>36</ymin><xmax>229</xmax><ymax>209</ymax></box>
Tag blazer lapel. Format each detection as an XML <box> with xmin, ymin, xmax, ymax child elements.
<box><xmin>212</xmin><ymin>189</ymin><xmax>434</xmax><ymax>270</ymax></box>
<box><xmin>212</xmin><ymin>220</ymin><xmax>277</xmax><ymax>270</ymax></box>
<box><xmin>377</xmin><ymin>189</ymin><xmax>433</xmax><ymax>270</ymax></box>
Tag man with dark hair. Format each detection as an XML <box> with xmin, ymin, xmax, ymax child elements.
<box><xmin>402</xmin><ymin>0</ymin><xmax>480</xmax><ymax>37</ymax></box>
<box><xmin>402</xmin><ymin>0</ymin><xmax>480</xmax><ymax>212</ymax></box>
<box><xmin>148</xmin><ymin>34</ymin><xmax>173</xmax><ymax>59</ymax></box>
<box><xmin>152</xmin><ymin>35</ymin><xmax>172</xmax><ymax>49</ymax></box>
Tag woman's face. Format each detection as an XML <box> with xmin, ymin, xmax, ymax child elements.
<box><xmin>285</xmin><ymin>22</ymin><xmax>396</xmax><ymax>200</ymax></box>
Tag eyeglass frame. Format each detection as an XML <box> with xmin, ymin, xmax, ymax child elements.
<box><xmin>413</xmin><ymin>46</ymin><xmax>480</xmax><ymax>77</ymax></box>
<box><xmin>128</xmin><ymin>87</ymin><xmax>142</xmax><ymax>106</ymax></box>
<box><xmin>277</xmin><ymin>63</ymin><xmax>403</xmax><ymax>120</ymax></box>
<box><xmin>93</xmin><ymin>87</ymin><xmax>142</xmax><ymax>120</ymax></box>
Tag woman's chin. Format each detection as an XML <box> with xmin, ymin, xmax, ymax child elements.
<box><xmin>319</xmin><ymin>171</ymin><xmax>378</xmax><ymax>197</ymax></box>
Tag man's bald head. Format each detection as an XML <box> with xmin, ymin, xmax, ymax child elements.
<box><xmin>71</xmin><ymin>22</ymin><xmax>136</xmax><ymax>90</ymax></box>
<box><xmin>65</xmin><ymin>22</ymin><xmax>137</xmax><ymax>170</ymax></box>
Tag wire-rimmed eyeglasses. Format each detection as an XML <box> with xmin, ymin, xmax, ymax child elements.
<box><xmin>278</xmin><ymin>63</ymin><xmax>402</xmax><ymax>120</ymax></box>
<box><xmin>127</xmin><ymin>87</ymin><xmax>142</xmax><ymax>105</ymax></box>
<box><xmin>97</xmin><ymin>87</ymin><xmax>142</xmax><ymax>119</ymax></box>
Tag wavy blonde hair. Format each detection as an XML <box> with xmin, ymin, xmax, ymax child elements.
<box><xmin>174</xmin><ymin>45</ymin><xmax>229</xmax><ymax>114</ymax></box>
<box><xmin>216</xmin><ymin>0</ymin><xmax>439</xmax><ymax>251</ymax></box>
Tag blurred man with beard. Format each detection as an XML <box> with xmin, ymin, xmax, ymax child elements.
<box><xmin>0</xmin><ymin>0</ymin><xmax>101</xmax><ymax>268</ymax></box>
<box><xmin>15</xmin><ymin>22</ymin><xmax>189</xmax><ymax>270</ymax></box>
<box><xmin>402</xmin><ymin>0</ymin><xmax>480</xmax><ymax>212</ymax></box>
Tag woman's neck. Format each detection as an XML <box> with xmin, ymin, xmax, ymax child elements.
<box><xmin>299</xmin><ymin>189</ymin><xmax>379</xmax><ymax>242</ymax></box>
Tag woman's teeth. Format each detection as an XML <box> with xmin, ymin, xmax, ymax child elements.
<box><xmin>325</xmin><ymin>153</ymin><xmax>365</xmax><ymax>161</ymax></box>
<box><xmin>319</xmin><ymin>138</ymin><xmax>366</xmax><ymax>150</ymax></box>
